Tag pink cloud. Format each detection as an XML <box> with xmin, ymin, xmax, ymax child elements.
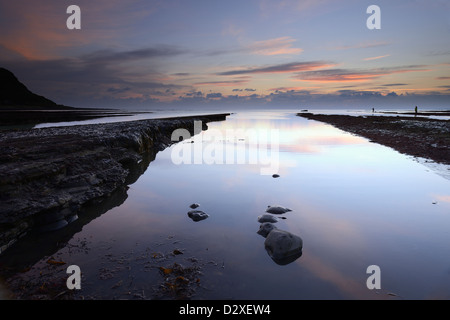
<box><xmin>0</xmin><ymin>0</ymin><xmax>157</xmax><ymax>60</ymax></box>
<box><xmin>294</xmin><ymin>66</ymin><xmax>431</xmax><ymax>83</ymax></box>
<box><xmin>247</xmin><ymin>37</ymin><xmax>303</xmax><ymax>56</ymax></box>
<box><xmin>363</xmin><ymin>54</ymin><xmax>391</xmax><ymax>61</ymax></box>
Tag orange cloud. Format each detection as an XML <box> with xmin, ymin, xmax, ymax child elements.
<box><xmin>296</xmin><ymin>71</ymin><xmax>379</xmax><ymax>82</ymax></box>
<box><xmin>294</xmin><ymin>66</ymin><xmax>431</xmax><ymax>83</ymax></box>
<box><xmin>0</xmin><ymin>1</ymin><xmax>156</xmax><ymax>60</ymax></box>
<box><xmin>0</xmin><ymin>2</ymin><xmax>75</xmax><ymax>60</ymax></box>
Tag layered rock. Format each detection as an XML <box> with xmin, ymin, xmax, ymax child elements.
<box><xmin>0</xmin><ymin>113</ymin><xmax>229</xmax><ymax>254</ymax></box>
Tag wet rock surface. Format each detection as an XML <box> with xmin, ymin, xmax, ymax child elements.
<box><xmin>264</xmin><ymin>229</ymin><xmax>303</xmax><ymax>266</ymax></box>
<box><xmin>0</xmin><ymin>113</ymin><xmax>229</xmax><ymax>254</ymax></box>
<box><xmin>257</xmin><ymin>222</ymin><xmax>277</xmax><ymax>238</ymax></box>
<box><xmin>266</xmin><ymin>205</ymin><xmax>292</xmax><ymax>215</ymax></box>
<box><xmin>1</xmin><ymin>234</ymin><xmax>221</xmax><ymax>300</ymax></box>
<box><xmin>256</xmin><ymin>204</ymin><xmax>303</xmax><ymax>265</ymax></box>
<box><xmin>257</xmin><ymin>214</ymin><xmax>278</xmax><ymax>223</ymax></box>
<box><xmin>187</xmin><ymin>210</ymin><xmax>209</xmax><ymax>222</ymax></box>
<box><xmin>189</xmin><ymin>203</ymin><xmax>200</xmax><ymax>209</ymax></box>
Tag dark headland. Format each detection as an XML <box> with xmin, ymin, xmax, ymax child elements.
<box><xmin>298</xmin><ymin>112</ymin><xmax>450</xmax><ymax>166</ymax></box>
<box><xmin>0</xmin><ymin>67</ymin><xmax>140</xmax><ymax>128</ymax></box>
<box><xmin>0</xmin><ymin>67</ymin><xmax>230</xmax><ymax>254</ymax></box>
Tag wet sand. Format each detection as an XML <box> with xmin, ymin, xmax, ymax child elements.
<box><xmin>297</xmin><ymin>112</ymin><xmax>450</xmax><ymax>166</ymax></box>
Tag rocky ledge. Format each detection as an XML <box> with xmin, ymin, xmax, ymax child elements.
<box><xmin>298</xmin><ymin>113</ymin><xmax>450</xmax><ymax>166</ymax></box>
<box><xmin>0</xmin><ymin>113</ymin><xmax>229</xmax><ymax>254</ymax></box>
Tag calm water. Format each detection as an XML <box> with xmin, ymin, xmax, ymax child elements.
<box><xmin>1</xmin><ymin>110</ymin><xmax>450</xmax><ymax>300</ymax></box>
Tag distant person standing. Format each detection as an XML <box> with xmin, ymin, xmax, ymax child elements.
<box><xmin>372</xmin><ymin>108</ymin><xmax>375</xmax><ymax>113</ymax></box>
<box><xmin>415</xmin><ymin>106</ymin><xmax>418</xmax><ymax>115</ymax></box>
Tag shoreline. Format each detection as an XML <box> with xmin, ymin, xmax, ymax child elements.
<box><xmin>0</xmin><ymin>108</ymin><xmax>149</xmax><ymax>129</ymax></box>
<box><xmin>0</xmin><ymin>113</ymin><xmax>230</xmax><ymax>255</ymax></box>
<box><xmin>297</xmin><ymin>112</ymin><xmax>450</xmax><ymax>168</ymax></box>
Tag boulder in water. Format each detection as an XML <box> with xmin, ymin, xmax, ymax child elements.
<box><xmin>189</xmin><ymin>203</ymin><xmax>200</xmax><ymax>209</ymax></box>
<box><xmin>257</xmin><ymin>222</ymin><xmax>277</xmax><ymax>238</ymax></box>
<box><xmin>257</xmin><ymin>214</ymin><xmax>278</xmax><ymax>223</ymax></box>
<box><xmin>264</xmin><ymin>229</ymin><xmax>303</xmax><ymax>265</ymax></box>
<box><xmin>266</xmin><ymin>205</ymin><xmax>292</xmax><ymax>215</ymax></box>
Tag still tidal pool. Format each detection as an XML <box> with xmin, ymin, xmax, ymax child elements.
<box><xmin>1</xmin><ymin>110</ymin><xmax>450</xmax><ymax>299</ymax></box>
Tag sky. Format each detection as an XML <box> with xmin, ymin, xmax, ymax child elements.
<box><xmin>0</xmin><ymin>0</ymin><xmax>449</xmax><ymax>110</ymax></box>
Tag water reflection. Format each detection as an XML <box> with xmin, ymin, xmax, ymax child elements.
<box><xmin>0</xmin><ymin>116</ymin><xmax>225</xmax><ymax>277</ymax></box>
<box><xmin>132</xmin><ymin>111</ymin><xmax>450</xmax><ymax>299</ymax></box>
<box><xmin>264</xmin><ymin>229</ymin><xmax>303</xmax><ymax>266</ymax></box>
<box><xmin>0</xmin><ymin>153</ymin><xmax>146</xmax><ymax>276</ymax></box>
<box><xmin>2</xmin><ymin>110</ymin><xmax>450</xmax><ymax>299</ymax></box>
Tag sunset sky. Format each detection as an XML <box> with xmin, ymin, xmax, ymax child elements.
<box><xmin>0</xmin><ymin>0</ymin><xmax>449</xmax><ymax>110</ymax></box>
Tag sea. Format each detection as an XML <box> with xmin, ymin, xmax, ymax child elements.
<box><xmin>1</xmin><ymin>107</ymin><xmax>449</xmax><ymax>300</ymax></box>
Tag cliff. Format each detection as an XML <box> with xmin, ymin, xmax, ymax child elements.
<box><xmin>0</xmin><ymin>67</ymin><xmax>70</xmax><ymax>109</ymax></box>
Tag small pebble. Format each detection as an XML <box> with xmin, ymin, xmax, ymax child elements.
<box><xmin>187</xmin><ymin>210</ymin><xmax>209</xmax><ymax>222</ymax></box>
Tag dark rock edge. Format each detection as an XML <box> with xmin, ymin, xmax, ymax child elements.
<box><xmin>0</xmin><ymin>113</ymin><xmax>229</xmax><ymax>254</ymax></box>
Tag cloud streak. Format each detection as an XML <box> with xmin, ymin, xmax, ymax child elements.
<box><xmin>363</xmin><ymin>54</ymin><xmax>391</xmax><ymax>61</ymax></box>
<box><xmin>0</xmin><ymin>0</ymin><xmax>158</xmax><ymax>60</ymax></box>
<box><xmin>382</xmin><ymin>83</ymin><xmax>408</xmax><ymax>87</ymax></box>
<box><xmin>246</xmin><ymin>37</ymin><xmax>303</xmax><ymax>56</ymax></box>
<box><xmin>206</xmin><ymin>36</ymin><xmax>303</xmax><ymax>57</ymax></box>
<box><xmin>1</xmin><ymin>1</ymin><xmax>448</xmax><ymax>109</ymax></box>
<box><xmin>194</xmin><ymin>80</ymin><xmax>250</xmax><ymax>86</ymax></box>
<box><xmin>332</xmin><ymin>41</ymin><xmax>391</xmax><ymax>51</ymax></box>
<box><xmin>81</xmin><ymin>46</ymin><xmax>186</xmax><ymax>64</ymax></box>
<box><xmin>217</xmin><ymin>61</ymin><xmax>334</xmax><ymax>76</ymax></box>
<box><xmin>294</xmin><ymin>65</ymin><xmax>431</xmax><ymax>82</ymax></box>
<box><xmin>0</xmin><ymin>45</ymin><xmax>190</xmax><ymax>106</ymax></box>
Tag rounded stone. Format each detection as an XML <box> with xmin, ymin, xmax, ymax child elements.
<box><xmin>264</xmin><ymin>229</ymin><xmax>303</xmax><ymax>265</ymax></box>
<box><xmin>187</xmin><ymin>210</ymin><xmax>209</xmax><ymax>222</ymax></box>
<box><xmin>257</xmin><ymin>222</ymin><xmax>277</xmax><ymax>238</ymax></box>
<box><xmin>257</xmin><ymin>214</ymin><xmax>278</xmax><ymax>223</ymax></box>
<box><xmin>266</xmin><ymin>205</ymin><xmax>292</xmax><ymax>215</ymax></box>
